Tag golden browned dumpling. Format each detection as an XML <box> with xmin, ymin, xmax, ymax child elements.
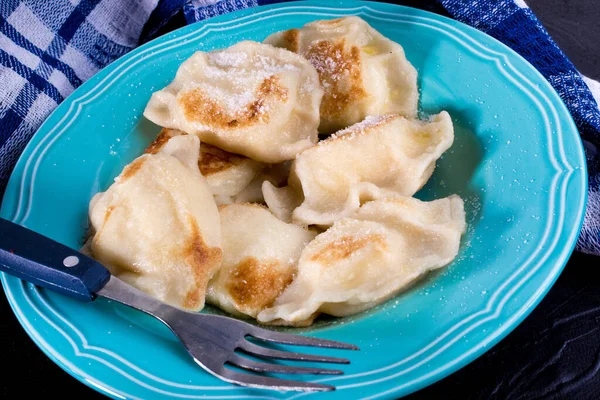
<box><xmin>146</xmin><ymin>128</ymin><xmax>266</xmax><ymax>204</ymax></box>
<box><xmin>146</xmin><ymin>129</ymin><xmax>295</xmax><ymax>205</ymax></box>
<box><xmin>89</xmin><ymin>135</ymin><xmax>222</xmax><ymax>311</ymax></box>
<box><xmin>198</xmin><ymin>144</ymin><xmax>266</xmax><ymax>204</ymax></box>
<box><xmin>263</xmin><ymin>112</ymin><xmax>454</xmax><ymax>226</ymax></box>
<box><xmin>258</xmin><ymin>196</ymin><xmax>466</xmax><ymax>326</ymax></box>
<box><xmin>143</xmin><ymin>41</ymin><xmax>323</xmax><ymax>162</ymax></box>
<box><xmin>265</xmin><ymin>16</ymin><xmax>418</xmax><ymax>133</ymax></box>
<box><xmin>206</xmin><ymin>204</ymin><xmax>316</xmax><ymax>320</ymax></box>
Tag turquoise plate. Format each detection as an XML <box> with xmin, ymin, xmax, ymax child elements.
<box><xmin>0</xmin><ymin>1</ymin><xmax>587</xmax><ymax>399</ymax></box>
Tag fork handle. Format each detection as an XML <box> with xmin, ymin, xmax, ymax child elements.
<box><xmin>0</xmin><ymin>218</ymin><xmax>110</xmax><ymax>302</ymax></box>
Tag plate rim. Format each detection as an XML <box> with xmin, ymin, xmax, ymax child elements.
<box><xmin>0</xmin><ymin>1</ymin><xmax>588</xmax><ymax>399</ymax></box>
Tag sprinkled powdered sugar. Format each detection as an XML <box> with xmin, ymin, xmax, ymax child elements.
<box><xmin>300</xmin><ymin>76</ymin><xmax>318</xmax><ymax>96</ymax></box>
<box><xmin>318</xmin><ymin>114</ymin><xmax>396</xmax><ymax>145</ymax></box>
<box><xmin>307</xmin><ymin>46</ymin><xmax>343</xmax><ymax>89</ymax></box>
<box><xmin>318</xmin><ymin>55</ymin><xmax>339</xmax><ymax>80</ymax></box>
<box><xmin>337</xmin><ymin>114</ymin><xmax>394</xmax><ymax>134</ymax></box>
<box><xmin>208</xmin><ymin>51</ymin><xmax>249</xmax><ymax>67</ymax></box>
<box><xmin>190</xmin><ymin>84</ymin><xmax>257</xmax><ymax>114</ymax></box>
<box><xmin>206</xmin><ymin>49</ymin><xmax>300</xmax><ymax>78</ymax></box>
<box><xmin>186</xmin><ymin>46</ymin><xmax>305</xmax><ymax>120</ymax></box>
<box><xmin>252</xmin><ymin>53</ymin><xmax>301</xmax><ymax>74</ymax></box>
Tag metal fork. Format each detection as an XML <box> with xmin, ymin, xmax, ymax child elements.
<box><xmin>0</xmin><ymin>218</ymin><xmax>357</xmax><ymax>392</ymax></box>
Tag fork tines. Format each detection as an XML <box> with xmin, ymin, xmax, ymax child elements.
<box><xmin>247</xmin><ymin>326</ymin><xmax>360</xmax><ymax>350</ymax></box>
<box><xmin>216</xmin><ymin>325</ymin><xmax>360</xmax><ymax>391</ymax></box>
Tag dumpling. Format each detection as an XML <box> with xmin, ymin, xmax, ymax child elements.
<box><xmin>207</xmin><ymin>204</ymin><xmax>316</xmax><ymax>320</ymax></box>
<box><xmin>199</xmin><ymin>143</ymin><xmax>266</xmax><ymax>203</ymax></box>
<box><xmin>262</xmin><ymin>182</ymin><xmax>299</xmax><ymax>223</ymax></box>
<box><xmin>264</xmin><ymin>112</ymin><xmax>454</xmax><ymax>226</ymax></box>
<box><xmin>264</xmin><ymin>16</ymin><xmax>418</xmax><ymax>133</ymax></box>
<box><xmin>257</xmin><ymin>196</ymin><xmax>466</xmax><ymax>326</ymax></box>
<box><xmin>146</xmin><ymin>128</ymin><xmax>266</xmax><ymax>205</ymax></box>
<box><xmin>89</xmin><ymin>135</ymin><xmax>222</xmax><ymax>311</ymax></box>
<box><xmin>143</xmin><ymin>41</ymin><xmax>323</xmax><ymax>163</ymax></box>
<box><xmin>232</xmin><ymin>161</ymin><xmax>292</xmax><ymax>204</ymax></box>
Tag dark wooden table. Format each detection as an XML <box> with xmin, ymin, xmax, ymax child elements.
<box><xmin>2</xmin><ymin>0</ymin><xmax>599</xmax><ymax>398</ymax></box>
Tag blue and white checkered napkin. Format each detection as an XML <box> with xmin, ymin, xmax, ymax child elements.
<box><xmin>0</xmin><ymin>0</ymin><xmax>160</xmax><ymax>191</ymax></box>
<box><xmin>1</xmin><ymin>0</ymin><xmax>599</xmax><ymax>255</ymax></box>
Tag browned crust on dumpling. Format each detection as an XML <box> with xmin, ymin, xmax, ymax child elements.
<box><xmin>179</xmin><ymin>75</ymin><xmax>288</xmax><ymax>129</ymax></box>
<box><xmin>199</xmin><ymin>143</ymin><xmax>250</xmax><ymax>175</ymax></box>
<box><xmin>309</xmin><ymin>234</ymin><xmax>387</xmax><ymax>264</ymax></box>
<box><xmin>226</xmin><ymin>256</ymin><xmax>294</xmax><ymax>313</ymax></box>
<box><xmin>89</xmin><ymin>206</ymin><xmax>115</xmax><ymax>251</ymax></box>
<box><xmin>281</xmin><ymin>29</ymin><xmax>300</xmax><ymax>53</ymax></box>
<box><xmin>305</xmin><ymin>39</ymin><xmax>366</xmax><ymax>123</ymax></box>
<box><xmin>145</xmin><ymin>128</ymin><xmax>254</xmax><ymax>177</ymax></box>
<box><xmin>145</xmin><ymin>128</ymin><xmax>184</xmax><ymax>154</ymax></box>
<box><xmin>103</xmin><ymin>206</ymin><xmax>114</xmax><ymax>224</ymax></box>
<box><xmin>120</xmin><ymin>157</ymin><xmax>147</xmax><ymax>181</ymax></box>
<box><xmin>183</xmin><ymin>216</ymin><xmax>223</xmax><ymax>310</ymax></box>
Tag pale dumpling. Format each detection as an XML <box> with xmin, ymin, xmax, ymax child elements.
<box><xmin>262</xmin><ymin>183</ymin><xmax>299</xmax><ymax>223</ymax></box>
<box><xmin>207</xmin><ymin>204</ymin><xmax>316</xmax><ymax>320</ymax></box>
<box><xmin>146</xmin><ymin>128</ymin><xmax>266</xmax><ymax>205</ymax></box>
<box><xmin>257</xmin><ymin>196</ymin><xmax>466</xmax><ymax>326</ymax></box>
<box><xmin>264</xmin><ymin>16</ymin><xmax>418</xmax><ymax>133</ymax></box>
<box><xmin>89</xmin><ymin>135</ymin><xmax>222</xmax><ymax>311</ymax></box>
<box><xmin>264</xmin><ymin>112</ymin><xmax>454</xmax><ymax>226</ymax></box>
<box><xmin>143</xmin><ymin>41</ymin><xmax>324</xmax><ymax>162</ymax></box>
<box><xmin>232</xmin><ymin>161</ymin><xmax>292</xmax><ymax>204</ymax></box>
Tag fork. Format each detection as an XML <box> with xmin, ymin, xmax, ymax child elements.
<box><xmin>0</xmin><ymin>218</ymin><xmax>358</xmax><ymax>392</ymax></box>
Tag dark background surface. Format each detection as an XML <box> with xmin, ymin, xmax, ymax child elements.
<box><xmin>2</xmin><ymin>0</ymin><xmax>599</xmax><ymax>398</ymax></box>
